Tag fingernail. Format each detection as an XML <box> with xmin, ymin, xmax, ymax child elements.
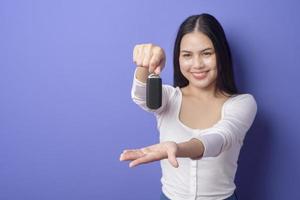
<box><xmin>155</xmin><ymin>68</ymin><xmax>160</xmax><ymax>75</ymax></box>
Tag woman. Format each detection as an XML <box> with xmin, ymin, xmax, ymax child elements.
<box><xmin>120</xmin><ymin>13</ymin><xmax>257</xmax><ymax>200</ymax></box>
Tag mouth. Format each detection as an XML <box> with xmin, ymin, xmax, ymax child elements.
<box><xmin>191</xmin><ymin>70</ymin><xmax>210</xmax><ymax>80</ymax></box>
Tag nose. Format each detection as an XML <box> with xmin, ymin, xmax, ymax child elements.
<box><xmin>192</xmin><ymin>57</ymin><xmax>205</xmax><ymax>69</ymax></box>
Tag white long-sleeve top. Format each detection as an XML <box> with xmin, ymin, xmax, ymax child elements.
<box><xmin>131</xmin><ymin>70</ymin><xmax>257</xmax><ymax>200</ymax></box>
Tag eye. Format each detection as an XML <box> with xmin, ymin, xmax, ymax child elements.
<box><xmin>182</xmin><ymin>54</ymin><xmax>191</xmax><ymax>58</ymax></box>
<box><xmin>203</xmin><ymin>52</ymin><xmax>212</xmax><ymax>56</ymax></box>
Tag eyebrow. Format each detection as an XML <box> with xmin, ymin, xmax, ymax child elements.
<box><xmin>180</xmin><ymin>48</ymin><xmax>213</xmax><ymax>53</ymax></box>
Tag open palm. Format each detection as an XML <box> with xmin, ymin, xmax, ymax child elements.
<box><xmin>120</xmin><ymin>141</ymin><xmax>179</xmax><ymax>168</ymax></box>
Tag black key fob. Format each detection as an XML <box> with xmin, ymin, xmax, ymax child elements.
<box><xmin>146</xmin><ymin>73</ymin><xmax>162</xmax><ymax>109</ymax></box>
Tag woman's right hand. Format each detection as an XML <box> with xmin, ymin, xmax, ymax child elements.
<box><xmin>133</xmin><ymin>43</ymin><xmax>166</xmax><ymax>75</ymax></box>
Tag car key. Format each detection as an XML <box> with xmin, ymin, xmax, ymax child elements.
<box><xmin>146</xmin><ymin>73</ymin><xmax>162</xmax><ymax>109</ymax></box>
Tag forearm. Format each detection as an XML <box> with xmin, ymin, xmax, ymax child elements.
<box><xmin>176</xmin><ymin>138</ymin><xmax>205</xmax><ymax>159</ymax></box>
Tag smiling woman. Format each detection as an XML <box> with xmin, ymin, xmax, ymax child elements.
<box><xmin>179</xmin><ymin>31</ymin><xmax>219</xmax><ymax>95</ymax></box>
<box><xmin>120</xmin><ymin>13</ymin><xmax>257</xmax><ymax>200</ymax></box>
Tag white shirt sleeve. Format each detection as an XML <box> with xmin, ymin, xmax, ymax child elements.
<box><xmin>131</xmin><ymin>68</ymin><xmax>175</xmax><ymax>116</ymax></box>
<box><xmin>193</xmin><ymin>94</ymin><xmax>258</xmax><ymax>158</ymax></box>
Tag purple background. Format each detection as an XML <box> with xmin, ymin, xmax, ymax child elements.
<box><xmin>1</xmin><ymin>0</ymin><xmax>299</xmax><ymax>199</ymax></box>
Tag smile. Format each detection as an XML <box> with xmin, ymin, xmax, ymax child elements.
<box><xmin>191</xmin><ymin>70</ymin><xmax>209</xmax><ymax>80</ymax></box>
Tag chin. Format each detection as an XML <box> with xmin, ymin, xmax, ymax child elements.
<box><xmin>190</xmin><ymin>81</ymin><xmax>212</xmax><ymax>89</ymax></box>
<box><xmin>189</xmin><ymin>76</ymin><xmax>216</xmax><ymax>89</ymax></box>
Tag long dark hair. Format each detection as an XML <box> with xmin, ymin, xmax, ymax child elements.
<box><xmin>173</xmin><ymin>13</ymin><xmax>238</xmax><ymax>96</ymax></box>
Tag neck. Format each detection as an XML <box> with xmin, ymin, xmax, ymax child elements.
<box><xmin>184</xmin><ymin>82</ymin><xmax>223</xmax><ymax>100</ymax></box>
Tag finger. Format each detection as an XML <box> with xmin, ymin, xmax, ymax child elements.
<box><xmin>120</xmin><ymin>153</ymin><xmax>141</xmax><ymax>161</ymax></box>
<box><xmin>142</xmin><ymin>45</ymin><xmax>152</xmax><ymax>68</ymax></box>
<box><xmin>149</xmin><ymin>55</ymin><xmax>160</xmax><ymax>75</ymax></box>
<box><xmin>141</xmin><ymin>143</ymin><xmax>161</xmax><ymax>152</ymax></box>
<box><xmin>123</xmin><ymin>149</ymin><xmax>139</xmax><ymax>153</ymax></box>
<box><xmin>120</xmin><ymin>150</ymin><xmax>145</xmax><ymax>161</ymax></box>
<box><xmin>133</xmin><ymin>45</ymin><xmax>138</xmax><ymax>64</ymax></box>
<box><xmin>167</xmin><ymin>150</ymin><xmax>179</xmax><ymax>168</ymax></box>
<box><xmin>152</xmin><ymin>51</ymin><xmax>165</xmax><ymax>74</ymax></box>
<box><xmin>155</xmin><ymin>55</ymin><xmax>165</xmax><ymax>74</ymax></box>
<box><xmin>129</xmin><ymin>153</ymin><xmax>161</xmax><ymax>168</ymax></box>
<box><xmin>149</xmin><ymin>51</ymin><xmax>162</xmax><ymax>73</ymax></box>
<box><xmin>154</xmin><ymin>66</ymin><xmax>161</xmax><ymax>75</ymax></box>
<box><xmin>122</xmin><ymin>149</ymin><xmax>138</xmax><ymax>154</ymax></box>
<box><xmin>120</xmin><ymin>150</ymin><xmax>143</xmax><ymax>161</ymax></box>
<box><xmin>135</xmin><ymin>45</ymin><xmax>144</xmax><ymax>67</ymax></box>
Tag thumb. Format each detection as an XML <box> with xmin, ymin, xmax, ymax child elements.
<box><xmin>154</xmin><ymin>66</ymin><xmax>161</xmax><ymax>75</ymax></box>
<box><xmin>167</xmin><ymin>149</ymin><xmax>179</xmax><ymax>168</ymax></box>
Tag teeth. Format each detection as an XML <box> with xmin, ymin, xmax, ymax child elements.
<box><xmin>193</xmin><ymin>71</ymin><xmax>208</xmax><ymax>74</ymax></box>
<box><xmin>192</xmin><ymin>71</ymin><xmax>209</xmax><ymax>79</ymax></box>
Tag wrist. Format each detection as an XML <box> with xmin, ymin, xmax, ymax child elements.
<box><xmin>176</xmin><ymin>139</ymin><xmax>204</xmax><ymax>159</ymax></box>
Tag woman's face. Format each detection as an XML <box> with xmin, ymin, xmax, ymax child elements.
<box><xmin>179</xmin><ymin>31</ymin><xmax>218</xmax><ymax>90</ymax></box>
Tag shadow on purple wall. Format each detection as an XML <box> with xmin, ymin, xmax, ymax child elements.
<box><xmin>236</xmin><ymin>112</ymin><xmax>272</xmax><ymax>199</ymax></box>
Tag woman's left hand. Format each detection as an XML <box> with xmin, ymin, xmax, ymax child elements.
<box><xmin>120</xmin><ymin>141</ymin><xmax>179</xmax><ymax>168</ymax></box>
